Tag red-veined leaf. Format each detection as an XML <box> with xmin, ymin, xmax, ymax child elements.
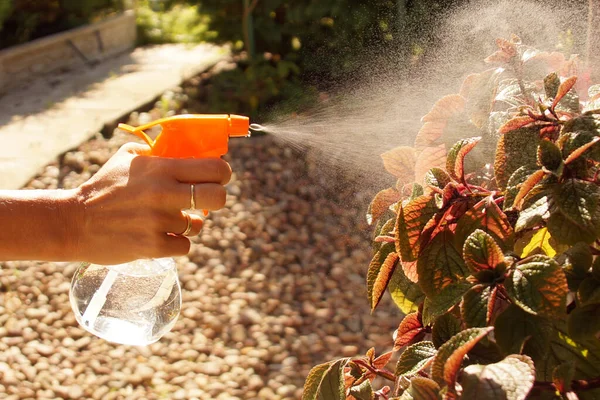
<box><xmin>414</xmin><ymin>145</ymin><xmax>447</xmax><ymax>186</ymax></box>
<box><xmin>463</xmin><ymin>229</ymin><xmax>504</xmax><ymax>272</ymax></box>
<box><xmin>371</xmin><ymin>252</ymin><xmax>399</xmax><ymax>311</ymax></box>
<box><xmin>512</xmin><ymin>169</ymin><xmax>546</xmax><ymax>210</ymax></box>
<box><xmin>402</xmin><ymin>260</ymin><xmax>419</xmax><ymax>283</ymax></box>
<box><xmin>494</xmin><ymin>127</ymin><xmax>541</xmax><ymax>189</ymax></box>
<box><xmin>367</xmin><ymin>188</ymin><xmax>401</xmax><ymax>225</ymax></box>
<box><xmin>373</xmin><ymin>351</ymin><xmax>394</xmax><ymax>369</ymax></box>
<box><xmin>399</xmin><ymin>377</ymin><xmax>441</xmax><ymax>400</ymax></box>
<box><xmin>381</xmin><ymin>146</ymin><xmax>417</xmax><ymax>181</ymax></box>
<box><xmin>394</xmin><ymin>312</ymin><xmax>425</xmax><ymax>351</ymax></box>
<box><xmin>446</xmin><ymin>137</ymin><xmax>481</xmax><ymax>182</ymax></box>
<box><xmin>565</xmin><ymin>136</ymin><xmax>600</xmax><ymax>164</ymax></box>
<box><xmin>421</xmin><ymin>95</ymin><xmax>466</xmax><ymax>123</ymax></box>
<box><xmin>431</xmin><ymin>327</ymin><xmax>494</xmax><ymax>391</ymax></box>
<box><xmin>455</xmin><ymin>196</ymin><xmax>515</xmax><ymax>251</ymax></box>
<box><xmin>395</xmin><ymin>342</ymin><xmax>437</xmax><ymax>378</ymax></box>
<box><xmin>367</xmin><ymin>243</ymin><xmax>395</xmax><ymax>309</ymax></box>
<box><xmin>552</xmin><ymin>76</ymin><xmax>578</xmax><ymax>109</ymax></box>
<box><xmin>415</xmin><ymin>122</ymin><xmax>446</xmax><ymax>152</ymax></box>
<box><xmin>461</xmin><ymin>284</ymin><xmax>493</xmax><ymax>328</ymax></box>
<box><xmin>374</xmin><ymin>235</ymin><xmax>395</xmax><ymax>243</ymax></box>
<box><xmin>498</xmin><ymin>116</ymin><xmax>536</xmax><ymax>134</ymax></box>
<box><xmin>395</xmin><ymin>195</ymin><xmax>439</xmax><ymax>262</ymax></box>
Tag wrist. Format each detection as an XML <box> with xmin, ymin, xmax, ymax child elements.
<box><xmin>60</xmin><ymin>188</ymin><xmax>86</xmax><ymax>261</ymax></box>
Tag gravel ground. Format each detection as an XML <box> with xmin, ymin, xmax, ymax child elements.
<box><xmin>0</xmin><ymin>99</ymin><xmax>400</xmax><ymax>399</ymax></box>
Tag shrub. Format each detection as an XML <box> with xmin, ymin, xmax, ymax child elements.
<box><xmin>303</xmin><ymin>36</ymin><xmax>600</xmax><ymax>400</ymax></box>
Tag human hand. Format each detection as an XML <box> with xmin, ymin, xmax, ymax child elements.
<box><xmin>70</xmin><ymin>143</ymin><xmax>231</xmax><ymax>264</ymax></box>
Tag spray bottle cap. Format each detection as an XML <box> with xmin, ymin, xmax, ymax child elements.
<box><xmin>118</xmin><ymin>114</ymin><xmax>250</xmax><ymax>158</ymax></box>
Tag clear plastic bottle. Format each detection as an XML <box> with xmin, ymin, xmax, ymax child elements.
<box><xmin>69</xmin><ymin>258</ymin><xmax>181</xmax><ymax>346</ymax></box>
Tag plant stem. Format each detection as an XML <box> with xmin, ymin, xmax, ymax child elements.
<box><xmin>353</xmin><ymin>359</ymin><xmax>397</xmax><ymax>382</ymax></box>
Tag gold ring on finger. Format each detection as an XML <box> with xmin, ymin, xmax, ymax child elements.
<box><xmin>180</xmin><ymin>211</ymin><xmax>193</xmax><ymax>236</ymax></box>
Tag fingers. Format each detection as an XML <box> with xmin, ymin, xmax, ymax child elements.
<box><xmin>164</xmin><ymin>157</ymin><xmax>232</xmax><ymax>185</ymax></box>
<box><xmin>161</xmin><ymin>182</ymin><xmax>227</xmax><ymax>211</ymax></box>
<box><xmin>120</xmin><ymin>142</ymin><xmax>152</xmax><ymax>156</ymax></box>
<box><xmin>156</xmin><ymin>234</ymin><xmax>191</xmax><ymax>257</ymax></box>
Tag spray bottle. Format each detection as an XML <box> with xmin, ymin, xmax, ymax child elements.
<box><xmin>69</xmin><ymin>114</ymin><xmax>252</xmax><ymax>346</ymax></box>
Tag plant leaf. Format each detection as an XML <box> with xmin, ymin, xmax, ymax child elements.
<box><xmin>494</xmin><ymin>127</ymin><xmax>541</xmax><ymax>190</ymax></box>
<box><xmin>455</xmin><ymin>196</ymin><xmax>515</xmax><ymax>251</ymax></box>
<box><xmin>381</xmin><ymin>146</ymin><xmax>417</xmax><ymax>181</ymax></box>
<box><xmin>424</xmin><ymin>168</ymin><xmax>452</xmax><ymax>190</ymax></box>
<box><xmin>544</xmin><ymin>72</ymin><xmax>560</xmax><ymax>99</ymax></box>
<box><xmin>460</xmin><ymin>355</ymin><xmax>535</xmax><ymax>400</ymax></box>
<box><xmin>567</xmin><ymin>304</ymin><xmax>600</xmax><ymax>342</ymax></box>
<box><xmin>421</xmin><ymin>95</ymin><xmax>466</xmax><ymax>122</ymax></box>
<box><xmin>504</xmin><ymin>165</ymin><xmax>542</xmax><ymax>211</ymax></box>
<box><xmin>388</xmin><ymin>260</ymin><xmax>425</xmax><ymax>314</ymax></box>
<box><xmin>463</xmin><ymin>229</ymin><xmax>504</xmax><ymax>272</ymax></box>
<box><xmin>371</xmin><ymin>251</ymin><xmax>399</xmax><ymax>311</ymax></box>
<box><xmin>396</xmin><ymin>341</ymin><xmax>437</xmax><ymax>378</ymax></box>
<box><xmin>512</xmin><ymin>170</ymin><xmax>546</xmax><ymax>210</ymax></box>
<box><xmin>498</xmin><ymin>116</ymin><xmax>536</xmax><ymax>134</ymax></box>
<box><xmin>431</xmin><ymin>312</ymin><xmax>462</xmax><ymax>348</ymax></box>
<box><xmin>417</xmin><ymin>231</ymin><xmax>469</xmax><ymax>297</ymax></box>
<box><xmin>431</xmin><ymin>327</ymin><xmax>494</xmax><ymax>390</ymax></box>
<box><xmin>515</xmin><ymin>227</ymin><xmax>566</xmax><ymax>258</ymax></box>
<box><xmin>367</xmin><ymin>243</ymin><xmax>395</xmax><ymax>309</ymax></box>
<box><xmin>402</xmin><ymin>260</ymin><xmax>419</xmax><ymax>283</ymax></box>
<box><xmin>414</xmin><ymin>145</ymin><xmax>448</xmax><ymax>186</ymax></box>
<box><xmin>537</xmin><ymin>139</ymin><xmax>563</xmax><ymax>171</ymax></box>
<box><xmin>394</xmin><ymin>312</ymin><xmax>425</xmax><ymax>351</ymax></box>
<box><xmin>552</xmin><ymin>76</ymin><xmax>577</xmax><ymax>109</ymax></box>
<box><xmin>303</xmin><ymin>359</ymin><xmax>348</xmax><ymax>400</ymax></box>
<box><xmin>548</xmin><ymin>179</ymin><xmax>600</xmax><ymax>245</ymax></box>
<box><xmin>367</xmin><ymin>188</ymin><xmax>401</xmax><ymax>225</ymax></box>
<box><xmin>565</xmin><ymin>136</ymin><xmax>600</xmax><ymax>165</ymax></box>
<box><xmin>578</xmin><ymin>276</ymin><xmax>600</xmax><ymax>306</ymax></box>
<box><xmin>515</xmin><ymin>185</ymin><xmax>553</xmax><ymax>232</ymax></box>
<box><xmin>423</xmin><ymin>283</ymin><xmax>472</xmax><ymax>325</ymax></box>
<box><xmin>395</xmin><ymin>195</ymin><xmax>439</xmax><ymax>262</ymax></box>
<box><xmin>398</xmin><ymin>377</ymin><xmax>441</xmax><ymax>400</ymax></box>
<box><xmin>445</xmin><ymin>137</ymin><xmax>481</xmax><ymax>182</ymax></box>
<box><xmin>553</xmin><ymin>362</ymin><xmax>575</xmax><ymax>394</ymax></box>
<box><xmin>494</xmin><ymin>304</ymin><xmax>552</xmax><ymax>356</ymax></box>
<box><xmin>461</xmin><ymin>285</ymin><xmax>493</xmax><ymax>328</ymax></box>
<box><xmin>558</xmin><ymin>242</ymin><xmax>593</xmax><ymax>291</ymax></box>
<box><xmin>504</xmin><ymin>255</ymin><xmax>568</xmax><ymax>318</ymax></box>
<box><xmin>348</xmin><ymin>380</ymin><xmax>374</xmax><ymax>400</ymax></box>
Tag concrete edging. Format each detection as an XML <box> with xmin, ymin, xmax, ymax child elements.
<box><xmin>0</xmin><ymin>10</ymin><xmax>137</xmax><ymax>93</ymax></box>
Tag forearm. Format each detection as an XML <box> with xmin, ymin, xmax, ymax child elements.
<box><xmin>0</xmin><ymin>189</ymin><xmax>82</xmax><ymax>261</ymax></box>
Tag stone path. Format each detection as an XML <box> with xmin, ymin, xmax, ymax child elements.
<box><xmin>0</xmin><ymin>43</ymin><xmax>229</xmax><ymax>190</ymax></box>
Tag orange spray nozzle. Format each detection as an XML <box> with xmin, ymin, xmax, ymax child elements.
<box><xmin>118</xmin><ymin>114</ymin><xmax>250</xmax><ymax>159</ymax></box>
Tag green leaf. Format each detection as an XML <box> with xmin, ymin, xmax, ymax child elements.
<box><xmin>505</xmin><ymin>255</ymin><xmax>568</xmax><ymax>318</ymax></box>
<box><xmin>548</xmin><ymin>179</ymin><xmax>600</xmax><ymax>244</ymax></box>
<box><xmin>559</xmin><ymin>131</ymin><xmax>600</xmax><ymax>164</ymax></box>
<box><xmin>504</xmin><ymin>165</ymin><xmax>542</xmax><ymax>211</ymax></box>
<box><xmin>394</xmin><ymin>312</ymin><xmax>425</xmax><ymax>351</ymax></box>
<box><xmin>515</xmin><ymin>185</ymin><xmax>552</xmax><ymax>232</ymax></box>
<box><xmin>431</xmin><ymin>312</ymin><xmax>462</xmax><ymax>348</ymax></box>
<box><xmin>553</xmin><ymin>362</ymin><xmax>575</xmax><ymax>394</ymax></box>
<box><xmin>537</xmin><ymin>139</ymin><xmax>563</xmax><ymax>171</ymax></box>
<box><xmin>515</xmin><ymin>227</ymin><xmax>567</xmax><ymax>258</ymax></box>
<box><xmin>494</xmin><ymin>127</ymin><xmax>541</xmax><ymax>190</ymax></box>
<box><xmin>422</xmin><ymin>282</ymin><xmax>472</xmax><ymax>325</ymax></box>
<box><xmin>424</xmin><ymin>168</ymin><xmax>452</xmax><ymax>190</ymax></box>
<box><xmin>367</xmin><ymin>243</ymin><xmax>395</xmax><ymax>308</ymax></box>
<box><xmin>551</xmin><ymin>76</ymin><xmax>577</xmax><ymax>110</ymax></box>
<box><xmin>446</xmin><ymin>137</ymin><xmax>481</xmax><ymax>182</ymax></box>
<box><xmin>398</xmin><ymin>377</ymin><xmax>441</xmax><ymax>400</ymax></box>
<box><xmin>463</xmin><ymin>229</ymin><xmax>504</xmax><ymax>272</ymax></box>
<box><xmin>395</xmin><ymin>341</ymin><xmax>437</xmax><ymax>378</ymax></box>
<box><xmin>461</xmin><ymin>285</ymin><xmax>493</xmax><ymax>328</ymax></box>
<box><xmin>302</xmin><ymin>358</ymin><xmax>347</xmax><ymax>400</ymax></box>
<box><xmin>431</xmin><ymin>327</ymin><xmax>493</xmax><ymax>390</ymax></box>
<box><xmin>565</xmin><ymin>137</ymin><xmax>600</xmax><ymax>165</ymax></box>
<box><xmin>460</xmin><ymin>355</ymin><xmax>535</xmax><ymax>400</ymax></box>
<box><xmin>544</xmin><ymin>72</ymin><xmax>560</xmax><ymax>99</ymax></box>
<box><xmin>348</xmin><ymin>380</ymin><xmax>374</xmax><ymax>400</ymax></box>
<box><xmin>558</xmin><ymin>242</ymin><xmax>593</xmax><ymax>291</ymax></box>
<box><xmin>388</xmin><ymin>260</ymin><xmax>425</xmax><ymax>314</ymax></box>
<box><xmin>494</xmin><ymin>304</ymin><xmax>552</xmax><ymax>356</ymax></box>
<box><xmin>395</xmin><ymin>195</ymin><xmax>439</xmax><ymax>262</ymax></box>
<box><xmin>512</xmin><ymin>170</ymin><xmax>547</xmax><ymax>210</ymax></box>
<box><xmin>417</xmin><ymin>231</ymin><xmax>469</xmax><ymax>298</ymax></box>
<box><xmin>410</xmin><ymin>183</ymin><xmax>425</xmax><ymax>200</ymax></box>
<box><xmin>577</xmin><ymin>276</ymin><xmax>600</xmax><ymax>306</ymax></box>
<box><xmin>371</xmin><ymin>251</ymin><xmax>399</xmax><ymax>311</ymax></box>
<box><xmin>455</xmin><ymin>196</ymin><xmax>515</xmax><ymax>252</ymax></box>
<box><xmin>567</xmin><ymin>304</ymin><xmax>600</xmax><ymax>342</ymax></box>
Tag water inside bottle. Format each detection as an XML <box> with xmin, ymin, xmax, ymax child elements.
<box><xmin>69</xmin><ymin>258</ymin><xmax>181</xmax><ymax>346</ymax></box>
